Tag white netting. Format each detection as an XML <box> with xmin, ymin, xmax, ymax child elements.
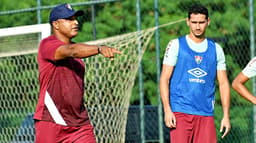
<box><xmin>84</xmin><ymin>29</ymin><xmax>155</xmax><ymax>143</ymax></box>
<box><xmin>0</xmin><ymin>19</ymin><xmax>185</xmax><ymax>143</ymax></box>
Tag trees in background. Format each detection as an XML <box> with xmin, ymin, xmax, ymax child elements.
<box><xmin>0</xmin><ymin>1</ymin><xmax>254</xmax><ymax>142</ymax></box>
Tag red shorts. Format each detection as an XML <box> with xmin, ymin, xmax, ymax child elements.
<box><xmin>35</xmin><ymin>120</ymin><xmax>96</xmax><ymax>143</ymax></box>
<box><xmin>170</xmin><ymin>112</ymin><xmax>217</xmax><ymax>143</ymax></box>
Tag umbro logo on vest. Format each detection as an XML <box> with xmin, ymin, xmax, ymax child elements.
<box><xmin>188</xmin><ymin>68</ymin><xmax>207</xmax><ymax>78</ymax></box>
<box><xmin>187</xmin><ymin>68</ymin><xmax>207</xmax><ymax>83</ymax></box>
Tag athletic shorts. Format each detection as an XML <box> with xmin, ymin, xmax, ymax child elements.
<box><xmin>35</xmin><ymin>120</ymin><xmax>96</xmax><ymax>143</ymax></box>
<box><xmin>170</xmin><ymin>112</ymin><xmax>217</xmax><ymax>143</ymax></box>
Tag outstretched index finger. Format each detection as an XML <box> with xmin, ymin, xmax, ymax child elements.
<box><xmin>112</xmin><ymin>48</ymin><xmax>122</xmax><ymax>54</ymax></box>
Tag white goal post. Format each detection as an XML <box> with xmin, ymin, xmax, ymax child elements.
<box><xmin>0</xmin><ymin>23</ymin><xmax>51</xmax><ymax>57</ymax></box>
<box><xmin>0</xmin><ymin>23</ymin><xmax>51</xmax><ymax>39</ymax></box>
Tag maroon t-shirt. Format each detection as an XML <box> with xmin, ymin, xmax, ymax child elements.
<box><xmin>34</xmin><ymin>35</ymin><xmax>90</xmax><ymax>126</ymax></box>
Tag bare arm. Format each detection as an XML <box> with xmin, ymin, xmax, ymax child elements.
<box><xmin>232</xmin><ymin>72</ymin><xmax>256</xmax><ymax>104</ymax></box>
<box><xmin>217</xmin><ymin>70</ymin><xmax>231</xmax><ymax>138</ymax></box>
<box><xmin>159</xmin><ymin>64</ymin><xmax>176</xmax><ymax>128</ymax></box>
<box><xmin>54</xmin><ymin>43</ymin><xmax>121</xmax><ymax>60</ymax></box>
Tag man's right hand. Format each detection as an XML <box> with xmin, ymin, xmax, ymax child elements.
<box><xmin>98</xmin><ymin>45</ymin><xmax>122</xmax><ymax>59</ymax></box>
<box><xmin>164</xmin><ymin>110</ymin><xmax>176</xmax><ymax>128</ymax></box>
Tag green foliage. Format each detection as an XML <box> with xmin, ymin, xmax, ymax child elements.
<box><xmin>0</xmin><ymin>0</ymin><xmax>255</xmax><ymax>142</ymax></box>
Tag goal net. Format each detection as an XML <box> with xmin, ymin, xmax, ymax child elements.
<box><xmin>0</xmin><ymin>23</ymin><xmax>155</xmax><ymax>143</ymax></box>
<box><xmin>0</xmin><ymin>24</ymin><xmax>51</xmax><ymax>143</ymax></box>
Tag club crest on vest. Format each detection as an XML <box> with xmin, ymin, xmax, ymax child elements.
<box><xmin>194</xmin><ymin>55</ymin><xmax>203</xmax><ymax>64</ymax></box>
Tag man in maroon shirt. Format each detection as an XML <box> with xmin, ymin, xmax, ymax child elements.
<box><xmin>34</xmin><ymin>3</ymin><xmax>121</xmax><ymax>143</ymax></box>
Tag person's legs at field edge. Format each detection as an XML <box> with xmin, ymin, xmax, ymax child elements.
<box><xmin>170</xmin><ymin>112</ymin><xmax>217</xmax><ymax>143</ymax></box>
<box><xmin>193</xmin><ymin>115</ymin><xmax>217</xmax><ymax>143</ymax></box>
<box><xmin>170</xmin><ymin>112</ymin><xmax>194</xmax><ymax>143</ymax></box>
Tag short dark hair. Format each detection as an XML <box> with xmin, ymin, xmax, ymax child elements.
<box><xmin>188</xmin><ymin>3</ymin><xmax>208</xmax><ymax>19</ymax></box>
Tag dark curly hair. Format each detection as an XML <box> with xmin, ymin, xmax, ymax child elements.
<box><xmin>188</xmin><ymin>3</ymin><xmax>208</xmax><ymax>19</ymax></box>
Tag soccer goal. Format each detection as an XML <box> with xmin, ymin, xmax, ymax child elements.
<box><xmin>0</xmin><ymin>23</ymin><xmax>155</xmax><ymax>143</ymax></box>
<box><xmin>0</xmin><ymin>23</ymin><xmax>51</xmax><ymax>143</ymax></box>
